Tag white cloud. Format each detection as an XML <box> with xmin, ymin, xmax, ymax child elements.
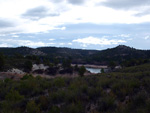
<box><xmin>81</xmin><ymin>44</ymin><xmax>87</xmax><ymax>47</ymax></box>
<box><xmin>0</xmin><ymin>34</ymin><xmax>7</xmax><ymax>37</ymax></box>
<box><xmin>59</xmin><ymin>43</ymin><xmax>65</xmax><ymax>45</ymax></box>
<box><xmin>49</xmin><ymin>38</ymin><xmax>55</xmax><ymax>41</ymax></box>
<box><xmin>72</xmin><ymin>36</ymin><xmax>126</xmax><ymax>46</ymax></box>
<box><xmin>0</xmin><ymin>43</ymin><xmax>10</xmax><ymax>47</ymax></box>
<box><xmin>127</xmin><ymin>38</ymin><xmax>133</xmax><ymax>41</ymax></box>
<box><xmin>28</xmin><ymin>36</ymin><xmax>35</xmax><ymax>38</ymax></box>
<box><xmin>61</xmin><ymin>27</ymin><xmax>66</xmax><ymax>30</ymax></box>
<box><xmin>11</xmin><ymin>35</ymin><xmax>19</xmax><ymax>38</ymax></box>
<box><xmin>144</xmin><ymin>36</ymin><xmax>150</xmax><ymax>40</ymax></box>
<box><xmin>68</xmin><ymin>42</ymin><xmax>72</xmax><ymax>45</ymax></box>
<box><xmin>119</xmin><ymin>34</ymin><xmax>130</xmax><ymax>38</ymax></box>
<box><xmin>0</xmin><ymin>38</ymin><xmax>55</xmax><ymax>47</ymax></box>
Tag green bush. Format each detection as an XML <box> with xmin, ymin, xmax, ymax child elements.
<box><xmin>78</xmin><ymin>66</ymin><xmax>86</xmax><ymax>77</ymax></box>
<box><xmin>5</xmin><ymin>89</ymin><xmax>24</xmax><ymax>102</ymax></box>
<box><xmin>49</xmin><ymin>89</ymin><xmax>66</xmax><ymax>104</ymax></box>
<box><xmin>97</xmin><ymin>96</ymin><xmax>116</xmax><ymax>112</ymax></box>
<box><xmin>21</xmin><ymin>74</ymin><xmax>33</xmax><ymax>80</ymax></box>
<box><xmin>38</xmin><ymin>96</ymin><xmax>49</xmax><ymax>110</ymax></box>
<box><xmin>1</xmin><ymin>90</ymin><xmax>24</xmax><ymax>113</ymax></box>
<box><xmin>62</xmin><ymin>102</ymin><xmax>84</xmax><ymax>113</ymax></box>
<box><xmin>48</xmin><ymin>106</ymin><xmax>60</xmax><ymax>113</ymax></box>
<box><xmin>24</xmin><ymin>60</ymin><xmax>32</xmax><ymax>72</ymax></box>
<box><xmin>26</xmin><ymin>100</ymin><xmax>40</xmax><ymax>113</ymax></box>
<box><xmin>52</xmin><ymin>77</ymin><xmax>66</xmax><ymax>87</ymax></box>
<box><xmin>0</xmin><ymin>53</ymin><xmax>5</xmax><ymax>71</ymax></box>
<box><xmin>87</xmin><ymin>87</ymin><xmax>102</xmax><ymax>100</ymax></box>
<box><xmin>18</xmin><ymin>78</ymin><xmax>43</xmax><ymax>97</ymax></box>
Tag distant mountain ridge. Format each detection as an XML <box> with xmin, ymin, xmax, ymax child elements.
<box><xmin>0</xmin><ymin>45</ymin><xmax>150</xmax><ymax>65</ymax></box>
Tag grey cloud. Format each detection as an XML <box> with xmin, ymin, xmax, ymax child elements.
<box><xmin>134</xmin><ymin>9</ymin><xmax>150</xmax><ymax>17</ymax></box>
<box><xmin>0</xmin><ymin>18</ymin><xmax>21</xmax><ymax>35</ymax></box>
<box><xmin>0</xmin><ymin>29</ymin><xmax>22</xmax><ymax>36</ymax></box>
<box><xmin>22</xmin><ymin>6</ymin><xmax>60</xmax><ymax>20</ymax></box>
<box><xmin>67</xmin><ymin>0</ymin><xmax>85</xmax><ymax>5</ymax></box>
<box><xmin>101</xmin><ymin>0</ymin><xmax>150</xmax><ymax>10</ymax></box>
<box><xmin>51</xmin><ymin>0</ymin><xmax>62</xmax><ymax>3</ymax></box>
<box><xmin>0</xmin><ymin>18</ymin><xmax>15</xmax><ymax>28</ymax></box>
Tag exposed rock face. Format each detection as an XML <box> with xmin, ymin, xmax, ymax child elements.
<box><xmin>7</xmin><ymin>68</ymin><xmax>25</xmax><ymax>75</ymax></box>
<box><xmin>32</xmin><ymin>64</ymin><xmax>49</xmax><ymax>71</ymax></box>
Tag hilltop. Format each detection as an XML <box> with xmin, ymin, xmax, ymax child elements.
<box><xmin>91</xmin><ymin>45</ymin><xmax>150</xmax><ymax>64</ymax></box>
<box><xmin>0</xmin><ymin>46</ymin><xmax>46</xmax><ymax>56</ymax></box>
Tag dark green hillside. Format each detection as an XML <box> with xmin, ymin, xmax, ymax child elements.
<box><xmin>37</xmin><ymin>47</ymin><xmax>99</xmax><ymax>64</ymax></box>
<box><xmin>1</xmin><ymin>63</ymin><xmax>150</xmax><ymax>113</ymax></box>
<box><xmin>37</xmin><ymin>47</ymin><xmax>98</xmax><ymax>58</ymax></box>
<box><xmin>0</xmin><ymin>45</ymin><xmax>150</xmax><ymax>65</ymax></box>
<box><xmin>91</xmin><ymin>45</ymin><xmax>150</xmax><ymax>64</ymax></box>
<box><xmin>119</xmin><ymin>63</ymin><xmax>150</xmax><ymax>73</ymax></box>
<box><xmin>27</xmin><ymin>45</ymin><xmax>150</xmax><ymax>65</ymax></box>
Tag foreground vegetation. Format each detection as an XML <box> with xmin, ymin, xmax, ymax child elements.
<box><xmin>0</xmin><ymin>63</ymin><xmax>150</xmax><ymax>113</ymax></box>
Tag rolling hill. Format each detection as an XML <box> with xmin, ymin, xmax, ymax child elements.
<box><xmin>0</xmin><ymin>45</ymin><xmax>150</xmax><ymax>65</ymax></box>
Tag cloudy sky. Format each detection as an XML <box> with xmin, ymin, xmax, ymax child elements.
<box><xmin>0</xmin><ymin>0</ymin><xmax>150</xmax><ymax>50</ymax></box>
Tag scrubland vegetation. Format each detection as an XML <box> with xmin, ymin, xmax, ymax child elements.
<box><xmin>0</xmin><ymin>63</ymin><xmax>150</xmax><ymax>113</ymax></box>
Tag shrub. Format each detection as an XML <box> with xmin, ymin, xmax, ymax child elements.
<box><xmin>4</xmin><ymin>78</ymin><xmax>12</xmax><ymax>83</ymax></box>
<box><xmin>24</xmin><ymin>60</ymin><xmax>32</xmax><ymax>72</ymax></box>
<box><xmin>5</xmin><ymin>89</ymin><xmax>24</xmax><ymax>102</ymax></box>
<box><xmin>132</xmin><ymin>92</ymin><xmax>147</xmax><ymax>107</ymax></box>
<box><xmin>52</xmin><ymin>77</ymin><xmax>66</xmax><ymax>87</ymax></box>
<box><xmin>38</xmin><ymin>96</ymin><xmax>49</xmax><ymax>110</ymax></box>
<box><xmin>26</xmin><ymin>100</ymin><xmax>40</xmax><ymax>113</ymax></box>
<box><xmin>46</xmin><ymin>67</ymin><xmax>58</xmax><ymax>75</ymax></box>
<box><xmin>33</xmin><ymin>69</ymin><xmax>45</xmax><ymax>74</ymax></box>
<box><xmin>18</xmin><ymin>78</ymin><xmax>43</xmax><ymax>97</ymax></box>
<box><xmin>78</xmin><ymin>66</ymin><xmax>86</xmax><ymax>77</ymax></box>
<box><xmin>2</xmin><ymin>90</ymin><xmax>24</xmax><ymax>113</ymax></box>
<box><xmin>88</xmin><ymin>87</ymin><xmax>102</xmax><ymax>100</ymax></box>
<box><xmin>48</xmin><ymin>106</ymin><xmax>60</xmax><ymax>113</ymax></box>
<box><xmin>21</xmin><ymin>74</ymin><xmax>33</xmax><ymax>80</ymax></box>
<box><xmin>59</xmin><ymin>67</ymin><xmax>73</xmax><ymax>74</ymax></box>
<box><xmin>0</xmin><ymin>53</ymin><xmax>5</xmax><ymax>71</ymax></box>
<box><xmin>97</xmin><ymin>96</ymin><xmax>116</xmax><ymax>112</ymax></box>
<box><xmin>49</xmin><ymin>89</ymin><xmax>66</xmax><ymax>104</ymax></box>
<box><xmin>62</xmin><ymin>102</ymin><xmax>84</xmax><ymax>113</ymax></box>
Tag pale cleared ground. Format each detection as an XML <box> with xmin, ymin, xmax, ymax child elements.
<box><xmin>0</xmin><ymin>64</ymin><xmax>106</xmax><ymax>80</ymax></box>
<box><xmin>0</xmin><ymin>72</ymin><xmax>24</xmax><ymax>80</ymax></box>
